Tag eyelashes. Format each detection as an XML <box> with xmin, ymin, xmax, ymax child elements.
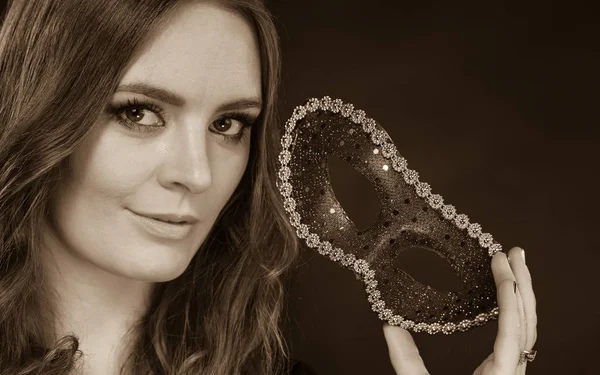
<box><xmin>107</xmin><ymin>97</ymin><xmax>256</xmax><ymax>144</ymax></box>
<box><xmin>110</xmin><ymin>98</ymin><xmax>165</xmax><ymax>132</ymax></box>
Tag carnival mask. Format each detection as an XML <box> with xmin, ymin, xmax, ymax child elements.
<box><xmin>277</xmin><ymin>97</ymin><xmax>501</xmax><ymax>334</ymax></box>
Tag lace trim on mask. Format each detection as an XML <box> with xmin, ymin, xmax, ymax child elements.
<box><xmin>277</xmin><ymin>96</ymin><xmax>500</xmax><ymax>334</ymax></box>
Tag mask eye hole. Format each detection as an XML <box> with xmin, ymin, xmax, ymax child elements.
<box><xmin>392</xmin><ymin>244</ymin><xmax>464</xmax><ymax>293</ymax></box>
<box><xmin>328</xmin><ymin>154</ymin><xmax>380</xmax><ymax>232</ymax></box>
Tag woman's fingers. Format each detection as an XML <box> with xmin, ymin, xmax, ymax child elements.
<box><xmin>490</xmin><ymin>251</ymin><xmax>521</xmax><ymax>372</ymax></box>
<box><xmin>472</xmin><ymin>353</ymin><xmax>495</xmax><ymax>375</ymax></box>
<box><xmin>508</xmin><ymin>247</ymin><xmax>538</xmax><ymax>350</ymax></box>
<box><xmin>514</xmin><ymin>284</ymin><xmax>527</xmax><ymax>375</ymax></box>
<box><xmin>383</xmin><ymin>324</ymin><xmax>430</xmax><ymax>375</ymax></box>
<box><xmin>382</xmin><ymin>248</ymin><xmax>535</xmax><ymax>375</ymax></box>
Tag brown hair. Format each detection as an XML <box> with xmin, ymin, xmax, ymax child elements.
<box><xmin>0</xmin><ymin>0</ymin><xmax>299</xmax><ymax>374</ymax></box>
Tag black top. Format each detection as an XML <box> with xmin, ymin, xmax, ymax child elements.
<box><xmin>289</xmin><ymin>359</ymin><xmax>317</xmax><ymax>375</ymax></box>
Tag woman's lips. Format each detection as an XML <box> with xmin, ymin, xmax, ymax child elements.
<box><xmin>128</xmin><ymin>210</ymin><xmax>196</xmax><ymax>240</ymax></box>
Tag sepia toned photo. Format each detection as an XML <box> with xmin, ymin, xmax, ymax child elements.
<box><xmin>0</xmin><ymin>1</ymin><xmax>596</xmax><ymax>374</ymax></box>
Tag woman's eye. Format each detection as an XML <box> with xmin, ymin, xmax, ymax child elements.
<box><xmin>121</xmin><ymin>107</ymin><xmax>163</xmax><ymax>126</ymax></box>
<box><xmin>211</xmin><ymin>118</ymin><xmax>244</xmax><ymax>135</ymax></box>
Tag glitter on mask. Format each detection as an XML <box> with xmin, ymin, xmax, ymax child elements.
<box><xmin>277</xmin><ymin>96</ymin><xmax>501</xmax><ymax>335</ymax></box>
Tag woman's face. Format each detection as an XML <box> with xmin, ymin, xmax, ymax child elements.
<box><xmin>44</xmin><ymin>2</ymin><xmax>261</xmax><ymax>282</ymax></box>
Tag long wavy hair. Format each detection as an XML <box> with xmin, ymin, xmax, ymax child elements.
<box><xmin>0</xmin><ymin>0</ymin><xmax>299</xmax><ymax>374</ymax></box>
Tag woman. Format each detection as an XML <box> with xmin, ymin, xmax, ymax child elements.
<box><xmin>0</xmin><ymin>1</ymin><xmax>536</xmax><ymax>374</ymax></box>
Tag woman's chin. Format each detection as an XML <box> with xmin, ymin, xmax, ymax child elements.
<box><xmin>108</xmin><ymin>250</ymin><xmax>195</xmax><ymax>283</ymax></box>
<box><xmin>121</xmin><ymin>263</ymin><xmax>190</xmax><ymax>283</ymax></box>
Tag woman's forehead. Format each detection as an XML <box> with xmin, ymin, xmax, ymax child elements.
<box><xmin>119</xmin><ymin>2</ymin><xmax>262</xmax><ymax>109</ymax></box>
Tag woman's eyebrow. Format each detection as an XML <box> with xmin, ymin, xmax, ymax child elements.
<box><xmin>216</xmin><ymin>98</ymin><xmax>262</xmax><ymax>113</ymax></box>
<box><xmin>116</xmin><ymin>82</ymin><xmax>186</xmax><ymax>106</ymax></box>
<box><xmin>115</xmin><ymin>82</ymin><xmax>262</xmax><ymax>111</ymax></box>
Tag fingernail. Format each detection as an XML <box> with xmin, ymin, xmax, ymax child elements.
<box><xmin>521</xmin><ymin>248</ymin><xmax>526</xmax><ymax>264</ymax></box>
<box><xmin>513</xmin><ymin>281</ymin><xmax>517</xmax><ymax>294</ymax></box>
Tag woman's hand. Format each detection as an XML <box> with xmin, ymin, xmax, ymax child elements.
<box><xmin>383</xmin><ymin>247</ymin><xmax>537</xmax><ymax>375</ymax></box>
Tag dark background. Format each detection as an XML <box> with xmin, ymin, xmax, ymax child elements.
<box><xmin>269</xmin><ymin>1</ymin><xmax>599</xmax><ymax>375</ymax></box>
<box><xmin>1</xmin><ymin>0</ymin><xmax>597</xmax><ymax>374</ymax></box>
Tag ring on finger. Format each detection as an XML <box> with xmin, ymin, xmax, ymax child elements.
<box><xmin>518</xmin><ymin>349</ymin><xmax>537</xmax><ymax>365</ymax></box>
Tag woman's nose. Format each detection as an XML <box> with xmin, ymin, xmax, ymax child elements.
<box><xmin>157</xmin><ymin>124</ymin><xmax>212</xmax><ymax>195</ymax></box>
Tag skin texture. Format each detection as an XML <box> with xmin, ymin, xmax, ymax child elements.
<box><xmin>41</xmin><ymin>3</ymin><xmax>261</xmax><ymax>374</ymax></box>
<box><xmin>383</xmin><ymin>246</ymin><xmax>538</xmax><ymax>375</ymax></box>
